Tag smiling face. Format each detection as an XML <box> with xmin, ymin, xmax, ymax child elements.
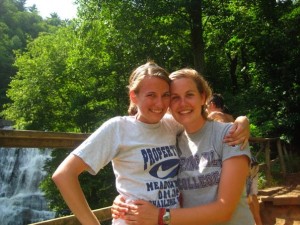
<box><xmin>131</xmin><ymin>76</ymin><xmax>170</xmax><ymax>124</ymax></box>
<box><xmin>170</xmin><ymin>77</ymin><xmax>206</xmax><ymax>133</ymax></box>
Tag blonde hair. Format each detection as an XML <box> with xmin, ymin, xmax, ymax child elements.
<box><xmin>169</xmin><ymin>68</ymin><xmax>212</xmax><ymax>119</ymax></box>
<box><xmin>127</xmin><ymin>61</ymin><xmax>170</xmax><ymax>115</ymax></box>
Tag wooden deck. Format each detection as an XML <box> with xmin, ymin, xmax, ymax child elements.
<box><xmin>259</xmin><ymin>181</ymin><xmax>300</xmax><ymax>224</ymax></box>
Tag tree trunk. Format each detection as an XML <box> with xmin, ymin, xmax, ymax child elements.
<box><xmin>188</xmin><ymin>0</ymin><xmax>205</xmax><ymax>74</ymax></box>
<box><xmin>226</xmin><ymin>52</ymin><xmax>238</xmax><ymax>90</ymax></box>
<box><xmin>241</xmin><ymin>45</ymin><xmax>250</xmax><ymax>85</ymax></box>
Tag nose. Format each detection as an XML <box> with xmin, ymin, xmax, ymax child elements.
<box><xmin>178</xmin><ymin>97</ymin><xmax>186</xmax><ymax>106</ymax></box>
<box><xmin>156</xmin><ymin>96</ymin><xmax>169</xmax><ymax>108</ymax></box>
<box><xmin>156</xmin><ymin>96</ymin><xmax>165</xmax><ymax>107</ymax></box>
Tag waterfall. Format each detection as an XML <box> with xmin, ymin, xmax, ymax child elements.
<box><xmin>0</xmin><ymin>147</ymin><xmax>55</xmax><ymax>225</ymax></box>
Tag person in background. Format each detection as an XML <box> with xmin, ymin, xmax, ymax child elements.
<box><xmin>112</xmin><ymin>68</ymin><xmax>254</xmax><ymax>225</ymax></box>
<box><xmin>52</xmin><ymin>62</ymin><xmax>250</xmax><ymax>225</ymax></box>
<box><xmin>207</xmin><ymin>93</ymin><xmax>235</xmax><ymax>123</ymax></box>
<box><xmin>247</xmin><ymin>156</ymin><xmax>263</xmax><ymax>225</ymax></box>
<box><xmin>208</xmin><ymin>93</ymin><xmax>263</xmax><ymax>225</ymax></box>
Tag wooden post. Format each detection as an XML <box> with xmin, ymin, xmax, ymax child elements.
<box><xmin>276</xmin><ymin>139</ymin><xmax>286</xmax><ymax>177</ymax></box>
<box><xmin>265</xmin><ymin>141</ymin><xmax>272</xmax><ymax>185</ymax></box>
<box><xmin>282</xmin><ymin>142</ymin><xmax>289</xmax><ymax>158</ymax></box>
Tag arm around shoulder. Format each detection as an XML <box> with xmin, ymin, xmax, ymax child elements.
<box><xmin>224</xmin><ymin>116</ymin><xmax>250</xmax><ymax>149</ymax></box>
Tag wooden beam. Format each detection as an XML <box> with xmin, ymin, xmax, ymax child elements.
<box><xmin>0</xmin><ymin>129</ymin><xmax>90</xmax><ymax>148</ymax></box>
<box><xmin>249</xmin><ymin>137</ymin><xmax>279</xmax><ymax>143</ymax></box>
<box><xmin>28</xmin><ymin>207</ymin><xmax>112</xmax><ymax>225</ymax></box>
<box><xmin>0</xmin><ymin>129</ymin><xmax>279</xmax><ymax>149</ymax></box>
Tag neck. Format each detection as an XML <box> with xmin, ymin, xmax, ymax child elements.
<box><xmin>184</xmin><ymin>118</ymin><xmax>206</xmax><ymax>134</ymax></box>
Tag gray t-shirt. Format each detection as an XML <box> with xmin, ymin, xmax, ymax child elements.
<box><xmin>177</xmin><ymin>120</ymin><xmax>254</xmax><ymax>225</ymax></box>
<box><xmin>73</xmin><ymin>115</ymin><xmax>182</xmax><ymax>224</ymax></box>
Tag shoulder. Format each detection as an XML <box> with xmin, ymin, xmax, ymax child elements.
<box><xmin>102</xmin><ymin>115</ymin><xmax>134</xmax><ymax>125</ymax></box>
<box><xmin>95</xmin><ymin>116</ymin><xmax>134</xmax><ymax>132</ymax></box>
<box><xmin>162</xmin><ymin>113</ymin><xmax>184</xmax><ymax>133</ymax></box>
<box><xmin>224</xmin><ymin>113</ymin><xmax>235</xmax><ymax>122</ymax></box>
<box><xmin>210</xmin><ymin>120</ymin><xmax>232</xmax><ymax>136</ymax></box>
<box><xmin>208</xmin><ymin>111</ymin><xmax>227</xmax><ymax>122</ymax></box>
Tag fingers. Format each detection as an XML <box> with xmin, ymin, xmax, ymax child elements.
<box><xmin>111</xmin><ymin>206</ymin><xmax>126</xmax><ymax>219</ymax></box>
<box><xmin>120</xmin><ymin>211</ymin><xmax>139</xmax><ymax>224</ymax></box>
<box><xmin>111</xmin><ymin>195</ymin><xmax>132</xmax><ymax>219</ymax></box>
<box><xmin>240</xmin><ymin>137</ymin><xmax>248</xmax><ymax>150</ymax></box>
<box><xmin>132</xmin><ymin>199</ymin><xmax>149</xmax><ymax>205</ymax></box>
<box><xmin>224</xmin><ymin>117</ymin><xmax>250</xmax><ymax>149</ymax></box>
<box><xmin>228</xmin><ymin>122</ymin><xmax>238</xmax><ymax>135</ymax></box>
<box><xmin>113</xmin><ymin>195</ymin><xmax>125</xmax><ymax>206</ymax></box>
<box><xmin>111</xmin><ymin>205</ymin><xmax>139</xmax><ymax>220</ymax></box>
<box><xmin>111</xmin><ymin>201</ymin><xmax>129</xmax><ymax>212</ymax></box>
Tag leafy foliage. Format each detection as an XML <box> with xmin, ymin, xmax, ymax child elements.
<box><xmin>40</xmin><ymin>149</ymin><xmax>117</xmax><ymax>215</ymax></box>
<box><xmin>1</xmin><ymin>0</ymin><xmax>299</xmax><ymax>217</ymax></box>
<box><xmin>0</xmin><ymin>0</ymin><xmax>67</xmax><ymax>111</ymax></box>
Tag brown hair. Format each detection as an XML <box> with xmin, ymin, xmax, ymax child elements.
<box><xmin>169</xmin><ymin>68</ymin><xmax>212</xmax><ymax>119</ymax></box>
<box><xmin>127</xmin><ymin>61</ymin><xmax>170</xmax><ymax>115</ymax></box>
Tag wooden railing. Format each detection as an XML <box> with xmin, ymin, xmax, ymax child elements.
<box><xmin>249</xmin><ymin>137</ymin><xmax>287</xmax><ymax>184</ymax></box>
<box><xmin>0</xmin><ymin>129</ymin><xmax>288</xmax><ymax>225</ymax></box>
<box><xmin>0</xmin><ymin>129</ymin><xmax>89</xmax><ymax>149</ymax></box>
<box><xmin>29</xmin><ymin>207</ymin><xmax>112</xmax><ymax>225</ymax></box>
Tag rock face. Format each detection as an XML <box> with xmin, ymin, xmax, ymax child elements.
<box><xmin>0</xmin><ymin>147</ymin><xmax>55</xmax><ymax>225</ymax></box>
<box><xmin>259</xmin><ymin>173</ymin><xmax>300</xmax><ymax>225</ymax></box>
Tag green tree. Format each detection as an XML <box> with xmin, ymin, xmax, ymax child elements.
<box><xmin>2</xmin><ymin>0</ymin><xmax>300</xmax><ymax>216</ymax></box>
<box><xmin>40</xmin><ymin>149</ymin><xmax>116</xmax><ymax>216</ymax></box>
<box><xmin>0</xmin><ymin>0</ymin><xmax>67</xmax><ymax>111</ymax></box>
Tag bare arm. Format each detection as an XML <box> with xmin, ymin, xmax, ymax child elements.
<box><xmin>169</xmin><ymin>155</ymin><xmax>249</xmax><ymax>225</ymax></box>
<box><xmin>122</xmin><ymin>156</ymin><xmax>249</xmax><ymax>225</ymax></box>
<box><xmin>224</xmin><ymin>116</ymin><xmax>250</xmax><ymax>149</ymax></box>
<box><xmin>52</xmin><ymin>154</ymin><xmax>100</xmax><ymax>225</ymax></box>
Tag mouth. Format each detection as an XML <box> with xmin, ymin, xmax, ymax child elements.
<box><xmin>150</xmin><ymin>109</ymin><xmax>164</xmax><ymax>114</ymax></box>
<box><xmin>178</xmin><ymin>109</ymin><xmax>192</xmax><ymax>115</ymax></box>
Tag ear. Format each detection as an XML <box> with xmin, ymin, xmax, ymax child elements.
<box><xmin>129</xmin><ymin>90</ymin><xmax>138</xmax><ymax>104</ymax></box>
<box><xmin>200</xmin><ymin>93</ymin><xmax>207</xmax><ymax>106</ymax></box>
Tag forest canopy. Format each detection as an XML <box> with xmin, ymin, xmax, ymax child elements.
<box><xmin>1</xmin><ymin>0</ymin><xmax>299</xmax><ymax>215</ymax></box>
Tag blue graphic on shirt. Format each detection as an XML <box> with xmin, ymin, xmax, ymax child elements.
<box><xmin>149</xmin><ymin>159</ymin><xmax>179</xmax><ymax>179</ymax></box>
<box><xmin>178</xmin><ymin>150</ymin><xmax>222</xmax><ymax>191</ymax></box>
<box><xmin>141</xmin><ymin>145</ymin><xmax>178</xmax><ymax>169</ymax></box>
<box><xmin>140</xmin><ymin>145</ymin><xmax>180</xmax><ymax>208</ymax></box>
<box><xmin>141</xmin><ymin>145</ymin><xmax>179</xmax><ymax>179</ymax></box>
<box><xmin>179</xmin><ymin>151</ymin><xmax>221</xmax><ymax>173</ymax></box>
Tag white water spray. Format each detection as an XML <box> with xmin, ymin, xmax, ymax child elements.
<box><xmin>0</xmin><ymin>147</ymin><xmax>55</xmax><ymax>225</ymax></box>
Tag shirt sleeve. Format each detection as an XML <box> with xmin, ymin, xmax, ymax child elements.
<box><xmin>216</xmin><ymin>122</ymin><xmax>251</xmax><ymax>162</ymax></box>
<box><xmin>72</xmin><ymin>117</ymin><xmax>121</xmax><ymax>175</ymax></box>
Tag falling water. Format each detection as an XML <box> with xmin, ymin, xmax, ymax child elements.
<box><xmin>0</xmin><ymin>147</ymin><xmax>55</xmax><ymax>225</ymax></box>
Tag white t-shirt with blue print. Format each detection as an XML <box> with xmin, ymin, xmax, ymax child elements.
<box><xmin>72</xmin><ymin>115</ymin><xmax>183</xmax><ymax>225</ymax></box>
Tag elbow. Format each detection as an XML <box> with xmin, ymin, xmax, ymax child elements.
<box><xmin>52</xmin><ymin>169</ymin><xmax>66</xmax><ymax>187</ymax></box>
<box><xmin>218</xmin><ymin>207</ymin><xmax>236</xmax><ymax>223</ymax></box>
<box><xmin>52</xmin><ymin>170</ymin><xmax>60</xmax><ymax>185</ymax></box>
<box><xmin>220</xmin><ymin>212</ymin><xmax>234</xmax><ymax>222</ymax></box>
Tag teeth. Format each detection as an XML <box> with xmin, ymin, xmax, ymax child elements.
<box><xmin>179</xmin><ymin>110</ymin><xmax>192</xmax><ymax>114</ymax></box>
<box><xmin>151</xmin><ymin>109</ymin><xmax>163</xmax><ymax>113</ymax></box>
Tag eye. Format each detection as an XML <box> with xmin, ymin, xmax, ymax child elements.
<box><xmin>186</xmin><ymin>92</ymin><xmax>195</xmax><ymax>97</ymax></box>
<box><xmin>147</xmin><ymin>93</ymin><xmax>155</xmax><ymax>97</ymax></box>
